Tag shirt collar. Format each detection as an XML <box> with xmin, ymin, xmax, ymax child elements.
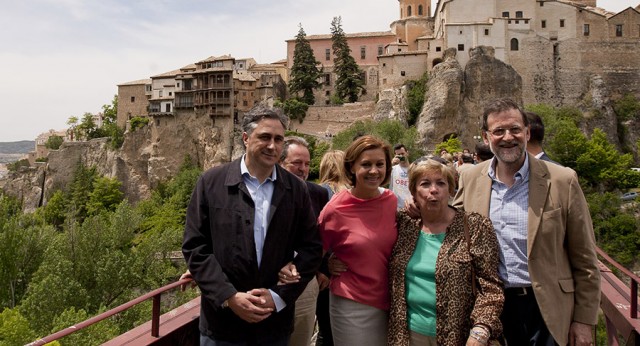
<box><xmin>240</xmin><ymin>154</ymin><xmax>277</xmax><ymax>182</ymax></box>
<box><xmin>487</xmin><ymin>152</ymin><xmax>530</xmax><ymax>182</ymax></box>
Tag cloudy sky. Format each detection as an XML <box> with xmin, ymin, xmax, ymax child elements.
<box><xmin>0</xmin><ymin>0</ymin><xmax>635</xmax><ymax>142</ymax></box>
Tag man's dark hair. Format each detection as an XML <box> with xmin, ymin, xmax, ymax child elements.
<box><xmin>393</xmin><ymin>143</ymin><xmax>407</xmax><ymax>152</ymax></box>
<box><xmin>481</xmin><ymin>98</ymin><xmax>529</xmax><ymax>131</ymax></box>
<box><xmin>475</xmin><ymin>142</ymin><xmax>494</xmax><ymax>161</ymax></box>
<box><xmin>461</xmin><ymin>153</ymin><xmax>474</xmax><ymax>164</ymax></box>
<box><xmin>280</xmin><ymin>136</ymin><xmax>309</xmax><ymax>162</ymax></box>
<box><xmin>242</xmin><ymin>105</ymin><xmax>289</xmax><ymax>135</ymax></box>
<box><xmin>525</xmin><ymin>111</ymin><xmax>545</xmax><ymax>145</ymax></box>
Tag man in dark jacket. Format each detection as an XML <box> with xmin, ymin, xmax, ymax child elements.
<box><xmin>183</xmin><ymin>106</ymin><xmax>322</xmax><ymax>346</ymax></box>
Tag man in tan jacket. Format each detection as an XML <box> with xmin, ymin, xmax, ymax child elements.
<box><xmin>453</xmin><ymin>98</ymin><xmax>600</xmax><ymax>345</ymax></box>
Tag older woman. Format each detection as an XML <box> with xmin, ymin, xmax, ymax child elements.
<box><xmin>320</xmin><ymin>135</ymin><xmax>397</xmax><ymax>346</ymax></box>
<box><xmin>388</xmin><ymin>157</ymin><xmax>503</xmax><ymax>346</ymax></box>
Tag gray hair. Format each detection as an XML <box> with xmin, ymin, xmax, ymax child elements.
<box><xmin>242</xmin><ymin>105</ymin><xmax>289</xmax><ymax>136</ymax></box>
<box><xmin>280</xmin><ymin>136</ymin><xmax>309</xmax><ymax>162</ymax></box>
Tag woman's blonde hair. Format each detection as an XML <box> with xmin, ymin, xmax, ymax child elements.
<box><xmin>319</xmin><ymin>150</ymin><xmax>350</xmax><ymax>193</ymax></box>
<box><xmin>408</xmin><ymin>157</ymin><xmax>456</xmax><ymax>196</ymax></box>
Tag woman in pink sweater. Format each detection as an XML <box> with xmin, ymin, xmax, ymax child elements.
<box><xmin>319</xmin><ymin>135</ymin><xmax>397</xmax><ymax>346</ymax></box>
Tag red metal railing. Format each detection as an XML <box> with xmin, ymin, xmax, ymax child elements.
<box><xmin>27</xmin><ymin>278</ymin><xmax>194</xmax><ymax>346</ymax></box>
<box><xmin>596</xmin><ymin>246</ymin><xmax>640</xmax><ymax>345</ymax></box>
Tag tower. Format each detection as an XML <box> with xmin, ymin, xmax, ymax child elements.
<box><xmin>392</xmin><ymin>0</ymin><xmax>432</xmax><ymax>51</ymax></box>
<box><xmin>398</xmin><ymin>0</ymin><xmax>430</xmax><ymax>19</ymax></box>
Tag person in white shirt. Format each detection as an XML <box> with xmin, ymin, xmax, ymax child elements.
<box><xmin>389</xmin><ymin>144</ymin><xmax>412</xmax><ymax>210</ymax></box>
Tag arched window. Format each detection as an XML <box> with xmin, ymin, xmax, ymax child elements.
<box><xmin>510</xmin><ymin>38</ymin><xmax>519</xmax><ymax>51</ymax></box>
<box><xmin>408</xmin><ymin>6</ymin><xmax>412</xmax><ymax>16</ymax></box>
<box><xmin>419</xmin><ymin>5</ymin><xmax>423</xmax><ymax>15</ymax></box>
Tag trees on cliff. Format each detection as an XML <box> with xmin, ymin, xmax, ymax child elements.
<box><xmin>289</xmin><ymin>25</ymin><xmax>322</xmax><ymax>106</ymax></box>
<box><xmin>330</xmin><ymin>16</ymin><xmax>364</xmax><ymax>103</ymax></box>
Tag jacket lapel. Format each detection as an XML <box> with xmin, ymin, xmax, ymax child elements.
<box><xmin>473</xmin><ymin>163</ymin><xmax>493</xmax><ymax>217</ymax></box>
<box><xmin>527</xmin><ymin>156</ymin><xmax>550</xmax><ymax>256</ymax></box>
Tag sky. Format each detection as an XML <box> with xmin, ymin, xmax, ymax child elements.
<box><xmin>0</xmin><ymin>0</ymin><xmax>636</xmax><ymax>142</ymax></box>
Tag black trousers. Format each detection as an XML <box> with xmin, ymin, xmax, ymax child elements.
<box><xmin>315</xmin><ymin>288</ymin><xmax>333</xmax><ymax>346</ymax></box>
<box><xmin>501</xmin><ymin>287</ymin><xmax>558</xmax><ymax>346</ymax></box>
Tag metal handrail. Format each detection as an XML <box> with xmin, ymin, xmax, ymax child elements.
<box><xmin>27</xmin><ymin>278</ymin><xmax>193</xmax><ymax>346</ymax></box>
<box><xmin>595</xmin><ymin>246</ymin><xmax>639</xmax><ymax>319</ymax></box>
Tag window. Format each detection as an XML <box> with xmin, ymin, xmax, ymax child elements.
<box><xmin>169</xmin><ymin>92</ymin><xmax>172</xmax><ymax>96</ymax></box>
<box><xmin>378</xmin><ymin>45</ymin><xmax>384</xmax><ymax>56</ymax></box>
<box><xmin>485</xmin><ymin>29</ymin><xmax>490</xmax><ymax>35</ymax></box>
<box><xmin>361</xmin><ymin>46</ymin><xmax>366</xmax><ymax>59</ymax></box>
<box><xmin>516</xmin><ymin>11</ymin><xmax>523</xmax><ymax>18</ymax></box>
<box><xmin>243</xmin><ymin>100</ymin><xmax>248</xmax><ymax>106</ymax></box>
<box><xmin>156</xmin><ymin>119</ymin><xmax>160</xmax><ymax>126</ymax></box>
<box><xmin>408</xmin><ymin>6</ymin><xmax>412</xmax><ymax>16</ymax></box>
<box><xmin>324</xmin><ymin>74</ymin><xmax>331</xmax><ymax>86</ymax></box>
<box><xmin>326</xmin><ymin>91</ymin><xmax>330</xmax><ymax>96</ymax></box>
<box><xmin>418</xmin><ymin>5</ymin><xmax>423</xmax><ymax>15</ymax></box>
<box><xmin>616</xmin><ymin>24</ymin><xmax>623</xmax><ymax>37</ymax></box>
<box><xmin>510</xmin><ymin>38</ymin><xmax>519</xmax><ymax>51</ymax></box>
<box><xmin>540</xmin><ymin>1</ymin><xmax>544</xmax><ymax>6</ymax></box>
<box><xmin>401</xmin><ymin>71</ymin><xmax>406</xmax><ymax>76</ymax></box>
<box><xmin>583</xmin><ymin>24</ymin><xmax>590</xmax><ymax>36</ymax></box>
<box><xmin>165</xmin><ymin>104</ymin><xmax>171</xmax><ymax>113</ymax></box>
<box><xmin>458</xmin><ymin>44</ymin><xmax>465</xmax><ymax>51</ymax></box>
<box><xmin>436</xmin><ymin>46</ymin><xmax>442</xmax><ymax>52</ymax></box>
<box><xmin>541</xmin><ymin>20</ymin><xmax>546</xmax><ymax>28</ymax></box>
<box><xmin>502</xmin><ymin>11</ymin><xmax>509</xmax><ymax>18</ymax></box>
<box><xmin>159</xmin><ymin>90</ymin><xmax>163</xmax><ymax>97</ymax></box>
<box><xmin>325</xmin><ymin>48</ymin><xmax>330</xmax><ymax>61</ymax></box>
<box><xmin>131</xmin><ymin>96</ymin><xmax>135</xmax><ymax>102</ymax></box>
<box><xmin>560</xmin><ymin>19</ymin><xmax>565</xmax><ymax>28</ymax></box>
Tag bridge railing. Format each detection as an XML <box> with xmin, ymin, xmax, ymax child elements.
<box><xmin>26</xmin><ymin>278</ymin><xmax>194</xmax><ymax>346</ymax></box>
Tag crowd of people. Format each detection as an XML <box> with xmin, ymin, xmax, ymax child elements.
<box><xmin>181</xmin><ymin>99</ymin><xmax>600</xmax><ymax>346</ymax></box>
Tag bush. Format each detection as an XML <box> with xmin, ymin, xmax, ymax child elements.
<box><xmin>614</xmin><ymin>94</ymin><xmax>640</xmax><ymax>121</ymax></box>
<box><xmin>405</xmin><ymin>72</ymin><xmax>428</xmax><ymax>126</ymax></box>
<box><xmin>44</xmin><ymin>135</ymin><xmax>63</xmax><ymax>150</ymax></box>
<box><xmin>7</xmin><ymin>159</ymin><xmax>29</xmax><ymax>172</ymax></box>
<box><xmin>129</xmin><ymin>116</ymin><xmax>149</xmax><ymax>131</ymax></box>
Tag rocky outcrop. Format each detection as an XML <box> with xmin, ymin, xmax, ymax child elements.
<box><xmin>374</xmin><ymin>87</ymin><xmax>409</xmax><ymax>124</ymax></box>
<box><xmin>417</xmin><ymin>46</ymin><xmax>523</xmax><ymax>150</ymax></box>
<box><xmin>579</xmin><ymin>75</ymin><xmax>620</xmax><ymax>149</ymax></box>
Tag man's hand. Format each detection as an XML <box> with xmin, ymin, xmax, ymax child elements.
<box><xmin>179</xmin><ymin>270</ymin><xmax>197</xmax><ymax>292</ymax></box>
<box><xmin>569</xmin><ymin>321</ymin><xmax>593</xmax><ymax>346</ymax></box>
<box><xmin>404</xmin><ymin>197</ymin><xmax>420</xmax><ymax>219</ymax></box>
<box><xmin>328</xmin><ymin>254</ymin><xmax>347</xmax><ymax>276</ymax></box>
<box><xmin>226</xmin><ymin>292</ymin><xmax>273</xmax><ymax>323</ymax></box>
<box><xmin>246</xmin><ymin>288</ymin><xmax>276</xmax><ymax>310</ymax></box>
<box><xmin>317</xmin><ymin>272</ymin><xmax>330</xmax><ymax>290</ymax></box>
<box><xmin>277</xmin><ymin>262</ymin><xmax>301</xmax><ymax>285</ymax></box>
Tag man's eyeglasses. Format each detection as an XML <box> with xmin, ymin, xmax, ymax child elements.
<box><xmin>486</xmin><ymin>126</ymin><xmax>524</xmax><ymax>138</ymax></box>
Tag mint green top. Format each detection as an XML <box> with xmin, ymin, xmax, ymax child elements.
<box><xmin>405</xmin><ymin>231</ymin><xmax>446</xmax><ymax>337</ymax></box>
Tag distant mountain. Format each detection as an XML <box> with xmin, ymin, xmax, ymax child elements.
<box><xmin>0</xmin><ymin>141</ymin><xmax>35</xmax><ymax>154</ymax></box>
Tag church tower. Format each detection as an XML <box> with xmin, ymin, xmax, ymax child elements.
<box><xmin>391</xmin><ymin>0</ymin><xmax>432</xmax><ymax>51</ymax></box>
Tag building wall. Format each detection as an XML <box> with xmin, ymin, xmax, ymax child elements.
<box><xmin>379</xmin><ymin>53</ymin><xmax>429</xmax><ymax>88</ymax></box>
<box><xmin>117</xmin><ymin>83</ymin><xmax>149</xmax><ymax>127</ymax></box>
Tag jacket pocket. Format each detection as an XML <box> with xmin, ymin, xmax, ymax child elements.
<box><xmin>558</xmin><ymin>278</ymin><xmax>575</xmax><ymax>293</ymax></box>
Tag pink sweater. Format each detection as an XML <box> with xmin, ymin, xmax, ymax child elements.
<box><xmin>319</xmin><ymin>188</ymin><xmax>398</xmax><ymax>310</ymax></box>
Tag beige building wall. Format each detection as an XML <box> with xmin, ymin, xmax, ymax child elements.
<box><xmin>116</xmin><ymin>79</ymin><xmax>151</xmax><ymax>128</ymax></box>
<box><xmin>379</xmin><ymin>52</ymin><xmax>428</xmax><ymax>88</ymax></box>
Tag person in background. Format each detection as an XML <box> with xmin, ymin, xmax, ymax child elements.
<box><xmin>525</xmin><ymin>111</ymin><xmax>560</xmax><ymax>165</ymax></box>
<box><xmin>389</xmin><ymin>144</ymin><xmax>412</xmax><ymax>210</ymax></box>
<box><xmin>182</xmin><ymin>107</ymin><xmax>322</xmax><ymax>346</ymax></box>
<box><xmin>389</xmin><ymin>156</ymin><xmax>503</xmax><ymax>345</ymax></box>
<box><xmin>456</xmin><ymin>153</ymin><xmax>475</xmax><ymax>174</ymax></box>
<box><xmin>474</xmin><ymin>142</ymin><xmax>494</xmax><ymax>163</ymax></box>
<box><xmin>454</xmin><ymin>98</ymin><xmax>600</xmax><ymax>346</ymax></box>
<box><xmin>318</xmin><ymin>150</ymin><xmax>350</xmax><ymax>199</ymax></box>
<box><xmin>320</xmin><ymin>135</ymin><xmax>397</xmax><ymax>346</ymax></box>
<box><xmin>278</xmin><ymin>136</ymin><xmax>329</xmax><ymax>346</ymax></box>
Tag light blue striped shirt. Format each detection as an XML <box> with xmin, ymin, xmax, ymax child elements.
<box><xmin>488</xmin><ymin>155</ymin><xmax>531</xmax><ymax>288</ymax></box>
<box><xmin>240</xmin><ymin>156</ymin><xmax>286</xmax><ymax>311</ymax></box>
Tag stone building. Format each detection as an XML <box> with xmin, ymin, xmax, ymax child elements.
<box><xmin>116</xmin><ymin>79</ymin><xmax>151</xmax><ymax>128</ymax></box>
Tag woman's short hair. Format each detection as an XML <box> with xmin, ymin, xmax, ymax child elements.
<box><xmin>343</xmin><ymin>135</ymin><xmax>392</xmax><ymax>187</ymax></box>
<box><xmin>408</xmin><ymin>156</ymin><xmax>456</xmax><ymax>196</ymax></box>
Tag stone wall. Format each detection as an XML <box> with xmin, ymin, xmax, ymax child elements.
<box><xmin>289</xmin><ymin>102</ymin><xmax>376</xmax><ymax>138</ymax></box>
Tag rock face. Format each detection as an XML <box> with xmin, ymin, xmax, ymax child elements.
<box><xmin>417</xmin><ymin>46</ymin><xmax>523</xmax><ymax>150</ymax></box>
<box><xmin>3</xmin><ymin>111</ymin><xmax>238</xmax><ymax>211</ymax></box>
<box><xmin>374</xmin><ymin>87</ymin><xmax>409</xmax><ymax>124</ymax></box>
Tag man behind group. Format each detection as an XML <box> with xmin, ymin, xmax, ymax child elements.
<box><xmin>526</xmin><ymin>111</ymin><xmax>560</xmax><ymax>165</ymax></box>
<box><xmin>389</xmin><ymin>144</ymin><xmax>412</xmax><ymax>210</ymax></box>
<box><xmin>454</xmin><ymin>98</ymin><xmax>600</xmax><ymax>345</ymax></box>
<box><xmin>278</xmin><ymin>136</ymin><xmax>330</xmax><ymax>346</ymax></box>
<box><xmin>182</xmin><ymin>106</ymin><xmax>322</xmax><ymax>346</ymax></box>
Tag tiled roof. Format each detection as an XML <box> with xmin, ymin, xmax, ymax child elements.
<box><xmin>117</xmin><ymin>78</ymin><xmax>151</xmax><ymax>86</ymax></box>
<box><xmin>151</xmin><ymin>69</ymin><xmax>182</xmax><ymax>78</ymax></box>
<box><xmin>286</xmin><ymin>31</ymin><xmax>395</xmax><ymax>41</ymax></box>
<box><xmin>197</xmin><ymin>54</ymin><xmax>234</xmax><ymax>63</ymax></box>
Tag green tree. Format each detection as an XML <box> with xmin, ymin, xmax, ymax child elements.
<box><xmin>45</xmin><ymin>135</ymin><xmax>64</xmax><ymax>150</ymax></box>
<box><xmin>289</xmin><ymin>25</ymin><xmax>322</xmax><ymax>105</ymax></box>
<box><xmin>66</xmin><ymin>116</ymin><xmax>79</xmax><ymax>141</ymax></box>
<box><xmin>331</xmin><ymin>119</ymin><xmax>421</xmax><ymax>160</ymax></box>
<box><xmin>43</xmin><ymin>190</ymin><xmax>67</xmax><ymax>228</ymax></box>
<box><xmin>50</xmin><ymin>307</ymin><xmax>119</xmax><ymax>345</ymax></box>
<box><xmin>129</xmin><ymin>116</ymin><xmax>149</xmax><ymax>131</ymax></box>
<box><xmin>0</xmin><ymin>308</ymin><xmax>36</xmax><ymax>346</ymax></box>
<box><xmin>435</xmin><ymin>136</ymin><xmax>462</xmax><ymax>156</ymax></box>
<box><xmin>86</xmin><ymin>177</ymin><xmax>124</xmax><ymax>216</ymax></box>
<box><xmin>101</xmin><ymin>95</ymin><xmax>125</xmax><ymax>149</ymax></box>
<box><xmin>576</xmin><ymin>129</ymin><xmax>634</xmax><ymax>190</ymax></box>
<box><xmin>76</xmin><ymin>113</ymin><xmax>100</xmax><ymax>140</ymax></box>
<box><xmin>614</xmin><ymin>93</ymin><xmax>640</xmax><ymax>121</ymax></box>
<box><xmin>331</xmin><ymin>16</ymin><xmax>364</xmax><ymax>103</ymax></box>
<box><xmin>67</xmin><ymin>164</ymin><xmax>98</xmax><ymax>222</ymax></box>
<box><xmin>406</xmin><ymin>72</ymin><xmax>429</xmax><ymax>126</ymax></box>
<box><xmin>276</xmin><ymin>98</ymin><xmax>309</xmax><ymax>123</ymax></box>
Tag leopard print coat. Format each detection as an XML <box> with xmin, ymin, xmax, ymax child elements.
<box><xmin>388</xmin><ymin>208</ymin><xmax>504</xmax><ymax>346</ymax></box>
